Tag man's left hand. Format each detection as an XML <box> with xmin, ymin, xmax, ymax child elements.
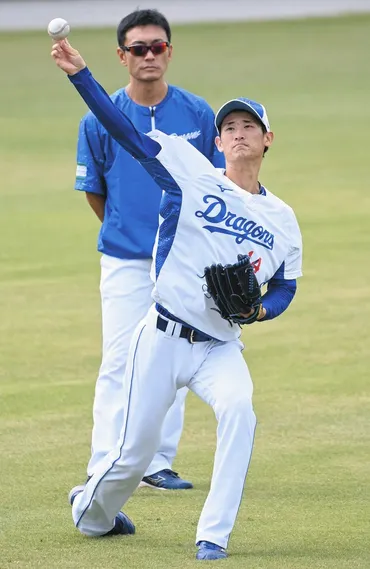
<box><xmin>51</xmin><ymin>39</ymin><xmax>86</xmax><ymax>76</ymax></box>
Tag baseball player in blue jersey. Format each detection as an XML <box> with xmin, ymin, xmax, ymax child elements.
<box><xmin>74</xmin><ymin>9</ymin><xmax>224</xmax><ymax>491</ymax></box>
<box><xmin>51</xmin><ymin>40</ymin><xmax>303</xmax><ymax>560</ymax></box>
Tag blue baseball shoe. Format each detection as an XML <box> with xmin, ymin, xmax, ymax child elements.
<box><xmin>68</xmin><ymin>475</ymin><xmax>92</xmax><ymax>505</ymax></box>
<box><xmin>196</xmin><ymin>541</ymin><xmax>227</xmax><ymax>560</ymax></box>
<box><xmin>139</xmin><ymin>469</ymin><xmax>193</xmax><ymax>490</ymax></box>
<box><xmin>103</xmin><ymin>511</ymin><xmax>135</xmax><ymax>536</ymax></box>
<box><xmin>68</xmin><ymin>485</ymin><xmax>84</xmax><ymax>506</ymax></box>
<box><xmin>68</xmin><ymin>487</ymin><xmax>135</xmax><ymax>536</ymax></box>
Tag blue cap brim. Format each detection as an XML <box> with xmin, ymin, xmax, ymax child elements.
<box><xmin>215</xmin><ymin>100</ymin><xmax>265</xmax><ymax>132</ymax></box>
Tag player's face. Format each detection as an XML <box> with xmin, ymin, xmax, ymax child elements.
<box><xmin>117</xmin><ymin>25</ymin><xmax>172</xmax><ymax>82</ymax></box>
<box><xmin>215</xmin><ymin>111</ymin><xmax>273</xmax><ymax>163</ymax></box>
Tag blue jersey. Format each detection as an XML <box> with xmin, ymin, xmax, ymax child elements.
<box><xmin>75</xmin><ymin>84</ymin><xmax>225</xmax><ymax>260</ymax></box>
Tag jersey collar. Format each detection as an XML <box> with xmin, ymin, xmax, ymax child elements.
<box><xmin>220</xmin><ymin>169</ymin><xmax>266</xmax><ymax>196</ymax></box>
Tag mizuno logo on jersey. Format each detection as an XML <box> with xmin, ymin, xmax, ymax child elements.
<box><xmin>195</xmin><ymin>195</ymin><xmax>275</xmax><ymax>249</ymax></box>
<box><xmin>217</xmin><ymin>184</ymin><xmax>233</xmax><ymax>193</ymax></box>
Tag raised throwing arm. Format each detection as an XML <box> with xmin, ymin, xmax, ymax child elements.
<box><xmin>51</xmin><ymin>40</ymin><xmax>161</xmax><ymax>161</ymax></box>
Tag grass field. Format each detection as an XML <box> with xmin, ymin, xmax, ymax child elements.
<box><xmin>1</xmin><ymin>14</ymin><xmax>370</xmax><ymax>569</ymax></box>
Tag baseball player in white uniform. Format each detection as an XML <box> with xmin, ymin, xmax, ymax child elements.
<box><xmin>51</xmin><ymin>40</ymin><xmax>303</xmax><ymax>561</ymax></box>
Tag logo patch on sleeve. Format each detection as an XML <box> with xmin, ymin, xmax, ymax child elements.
<box><xmin>76</xmin><ymin>164</ymin><xmax>87</xmax><ymax>179</ymax></box>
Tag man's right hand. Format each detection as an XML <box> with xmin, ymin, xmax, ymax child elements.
<box><xmin>51</xmin><ymin>39</ymin><xmax>86</xmax><ymax>76</ymax></box>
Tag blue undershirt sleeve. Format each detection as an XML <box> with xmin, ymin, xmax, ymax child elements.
<box><xmin>68</xmin><ymin>67</ymin><xmax>161</xmax><ymax>161</ymax></box>
<box><xmin>260</xmin><ymin>278</ymin><xmax>297</xmax><ymax>321</ymax></box>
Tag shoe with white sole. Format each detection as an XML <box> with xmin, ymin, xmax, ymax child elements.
<box><xmin>196</xmin><ymin>541</ymin><xmax>227</xmax><ymax>560</ymax></box>
<box><xmin>139</xmin><ymin>469</ymin><xmax>193</xmax><ymax>490</ymax></box>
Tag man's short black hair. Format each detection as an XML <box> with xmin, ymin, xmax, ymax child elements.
<box><xmin>117</xmin><ymin>9</ymin><xmax>172</xmax><ymax>46</ymax></box>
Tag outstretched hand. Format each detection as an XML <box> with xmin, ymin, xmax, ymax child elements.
<box><xmin>51</xmin><ymin>39</ymin><xmax>86</xmax><ymax>75</ymax></box>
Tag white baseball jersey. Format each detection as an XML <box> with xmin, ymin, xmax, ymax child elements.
<box><xmin>69</xmin><ymin>69</ymin><xmax>302</xmax><ymax>547</ymax></box>
<box><xmin>70</xmin><ymin>69</ymin><xmax>303</xmax><ymax>342</ymax></box>
<box><xmin>147</xmin><ymin>131</ymin><xmax>302</xmax><ymax>341</ymax></box>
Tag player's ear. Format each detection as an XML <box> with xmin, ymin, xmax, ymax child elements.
<box><xmin>215</xmin><ymin>135</ymin><xmax>223</xmax><ymax>152</ymax></box>
<box><xmin>264</xmin><ymin>131</ymin><xmax>274</xmax><ymax>149</ymax></box>
<box><xmin>167</xmin><ymin>44</ymin><xmax>173</xmax><ymax>61</ymax></box>
<box><xmin>117</xmin><ymin>47</ymin><xmax>128</xmax><ymax>67</ymax></box>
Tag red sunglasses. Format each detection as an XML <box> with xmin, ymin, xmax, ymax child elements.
<box><xmin>121</xmin><ymin>41</ymin><xmax>170</xmax><ymax>57</ymax></box>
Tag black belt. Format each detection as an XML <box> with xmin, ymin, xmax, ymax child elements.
<box><xmin>156</xmin><ymin>315</ymin><xmax>212</xmax><ymax>344</ymax></box>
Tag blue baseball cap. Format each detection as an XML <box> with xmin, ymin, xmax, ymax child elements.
<box><xmin>215</xmin><ymin>97</ymin><xmax>271</xmax><ymax>133</ymax></box>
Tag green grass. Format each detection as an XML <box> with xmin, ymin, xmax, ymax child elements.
<box><xmin>1</xmin><ymin>14</ymin><xmax>370</xmax><ymax>568</ymax></box>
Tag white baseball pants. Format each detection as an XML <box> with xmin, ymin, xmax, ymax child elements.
<box><xmin>87</xmin><ymin>254</ymin><xmax>188</xmax><ymax>478</ymax></box>
<box><xmin>74</xmin><ymin>305</ymin><xmax>257</xmax><ymax>548</ymax></box>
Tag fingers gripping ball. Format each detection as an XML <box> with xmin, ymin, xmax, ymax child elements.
<box><xmin>47</xmin><ymin>18</ymin><xmax>70</xmax><ymax>41</ymax></box>
<box><xmin>204</xmin><ymin>254</ymin><xmax>262</xmax><ymax>325</ymax></box>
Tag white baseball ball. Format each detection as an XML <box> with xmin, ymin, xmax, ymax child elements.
<box><xmin>47</xmin><ymin>18</ymin><xmax>70</xmax><ymax>41</ymax></box>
